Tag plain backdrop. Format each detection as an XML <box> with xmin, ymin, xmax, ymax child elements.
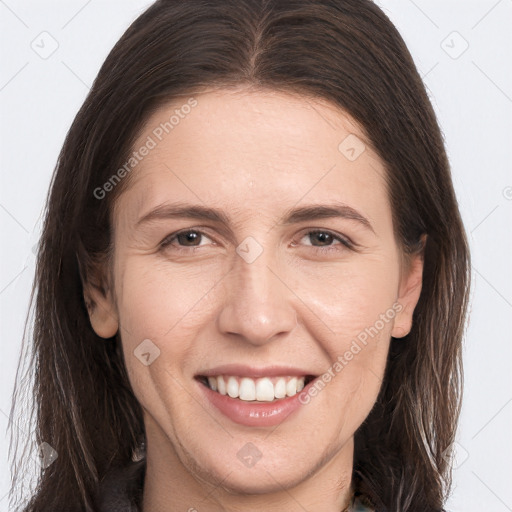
<box><xmin>1</xmin><ymin>1</ymin><xmax>511</xmax><ymax>511</ymax></box>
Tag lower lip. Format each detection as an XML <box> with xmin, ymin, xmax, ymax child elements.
<box><xmin>195</xmin><ymin>377</ymin><xmax>317</xmax><ymax>427</ymax></box>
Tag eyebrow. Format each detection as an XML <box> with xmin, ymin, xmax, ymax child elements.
<box><xmin>136</xmin><ymin>202</ymin><xmax>375</xmax><ymax>233</ymax></box>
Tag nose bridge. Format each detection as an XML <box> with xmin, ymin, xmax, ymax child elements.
<box><xmin>217</xmin><ymin>235</ymin><xmax>298</xmax><ymax>345</ymax></box>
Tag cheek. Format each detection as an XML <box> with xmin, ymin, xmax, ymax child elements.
<box><xmin>113</xmin><ymin>258</ymin><xmax>225</xmax><ymax>404</ymax></box>
<box><xmin>306</xmin><ymin>322</ymin><xmax>392</xmax><ymax>438</ymax></box>
<box><xmin>115</xmin><ymin>257</ymin><xmax>222</xmax><ymax>341</ymax></box>
<box><xmin>289</xmin><ymin>254</ymin><xmax>400</xmax><ymax>340</ymax></box>
<box><xmin>292</xmin><ymin>258</ymin><xmax>397</xmax><ymax>406</ymax></box>
<box><xmin>114</xmin><ymin>259</ymin><xmax>212</xmax><ymax>416</ymax></box>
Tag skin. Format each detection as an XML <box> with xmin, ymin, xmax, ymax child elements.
<box><xmin>85</xmin><ymin>86</ymin><xmax>424</xmax><ymax>512</ymax></box>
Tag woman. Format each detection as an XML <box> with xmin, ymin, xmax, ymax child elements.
<box><xmin>9</xmin><ymin>0</ymin><xmax>470</xmax><ymax>511</ymax></box>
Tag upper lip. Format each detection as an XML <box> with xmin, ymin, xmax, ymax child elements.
<box><xmin>196</xmin><ymin>364</ymin><xmax>317</xmax><ymax>379</ymax></box>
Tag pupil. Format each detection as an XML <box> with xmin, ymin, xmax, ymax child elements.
<box><xmin>314</xmin><ymin>232</ymin><xmax>331</xmax><ymax>246</ymax></box>
<box><xmin>179</xmin><ymin>231</ymin><xmax>200</xmax><ymax>246</ymax></box>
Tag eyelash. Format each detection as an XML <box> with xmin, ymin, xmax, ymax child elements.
<box><xmin>159</xmin><ymin>228</ymin><xmax>354</xmax><ymax>254</ymax></box>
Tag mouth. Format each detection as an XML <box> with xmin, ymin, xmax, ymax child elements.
<box><xmin>194</xmin><ymin>374</ymin><xmax>317</xmax><ymax>403</ymax></box>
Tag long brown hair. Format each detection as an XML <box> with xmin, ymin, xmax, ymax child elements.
<box><xmin>8</xmin><ymin>1</ymin><xmax>471</xmax><ymax>510</ymax></box>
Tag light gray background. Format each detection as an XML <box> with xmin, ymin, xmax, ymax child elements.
<box><xmin>1</xmin><ymin>1</ymin><xmax>511</xmax><ymax>511</ymax></box>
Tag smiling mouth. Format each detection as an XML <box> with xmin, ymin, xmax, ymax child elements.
<box><xmin>195</xmin><ymin>374</ymin><xmax>316</xmax><ymax>402</ymax></box>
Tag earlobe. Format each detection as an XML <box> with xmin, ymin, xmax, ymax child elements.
<box><xmin>391</xmin><ymin>235</ymin><xmax>427</xmax><ymax>339</ymax></box>
<box><xmin>83</xmin><ymin>284</ymin><xmax>119</xmax><ymax>339</ymax></box>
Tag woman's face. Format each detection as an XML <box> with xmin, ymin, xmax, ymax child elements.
<box><xmin>87</xmin><ymin>87</ymin><xmax>423</xmax><ymax>498</ymax></box>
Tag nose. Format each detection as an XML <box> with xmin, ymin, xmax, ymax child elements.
<box><xmin>217</xmin><ymin>245</ymin><xmax>298</xmax><ymax>346</ymax></box>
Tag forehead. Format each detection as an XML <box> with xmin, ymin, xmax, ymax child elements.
<box><xmin>114</xmin><ymin>87</ymin><xmax>389</xmax><ymax>228</ymax></box>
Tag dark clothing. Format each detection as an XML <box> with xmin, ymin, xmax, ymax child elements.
<box><xmin>98</xmin><ymin>458</ymin><xmax>146</xmax><ymax>512</ymax></box>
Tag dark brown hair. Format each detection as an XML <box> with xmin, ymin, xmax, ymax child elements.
<box><xmin>8</xmin><ymin>1</ymin><xmax>471</xmax><ymax>511</ymax></box>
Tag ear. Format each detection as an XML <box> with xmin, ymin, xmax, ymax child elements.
<box><xmin>82</xmin><ymin>264</ymin><xmax>119</xmax><ymax>339</ymax></box>
<box><xmin>391</xmin><ymin>234</ymin><xmax>427</xmax><ymax>338</ymax></box>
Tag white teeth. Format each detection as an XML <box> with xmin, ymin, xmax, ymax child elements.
<box><xmin>227</xmin><ymin>376</ymin><xmax>238</xmax><ymax>398</ymax></box>
<box><xmin>217</xmin><ymin>375</ymin><xmax>227</xmax><ymax>395</ymax></box>
<box><xmin>286</xmin><ymin>377</ymin><xmax>298</xmax><ymax>397</ymax></box>
<box><xmin>255</xmin><ymin>377</ymin><xmax>274</xmax><ymax>402</ymax></box>
<box><xmin>207</xmin><ymin>377</ymin><xmax>217</xmax><ymax>391</ymax></box>
<box><xmin>204</xmin><ymin>375</ymin><xmax>308</xmax><ymax>402</ymax></box>
<box><xmin>239</xmin><ymin>378</ymin><xmax>256</xmax><ymax>401</ymax></box>
<box><xmin>274</xmin><ymin>378</ymin><xmax>287</xmax><ymax>398</ymax></box>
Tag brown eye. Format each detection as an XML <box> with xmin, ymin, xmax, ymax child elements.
<box><xmin>176</xmin><ymin>230</ymin><xmax>202</xmax><ymax>246</ymax></box>
<box><xmin>307</xmin><ymin>231</ymin><xmax>335</xmax><ymax>246</ymax></box>
<box><xmin>160</xmin><ymin>229</ymin><xmax>214</xmax><ymax>250</ymax></box>
<box><xmin>298</xmin><ymin>230</ymin><xmax>352</xmax><ymax>251</ymax></box>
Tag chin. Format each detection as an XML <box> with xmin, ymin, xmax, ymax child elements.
<box><xmin>192</xmin><ymin>448</ymin><xmax>316</xmax><ymax>495</ymax></box>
